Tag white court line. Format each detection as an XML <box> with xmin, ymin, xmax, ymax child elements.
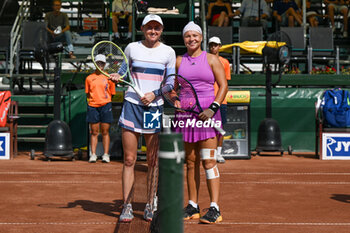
<box><xmin>1</xmin><ymin>172</ymin><xmax>350</xmax><ymax>176</ymax></box>
<box><xmin>185</xmin><ymin>221</ymin><xmax>350</xmax><ymax>226</ymax></box>
<box><xmin>1</xmin><ymin>181</ymin><xmax>350</xmax><ymax>185</ymax></box>
<box><xmin>0</xmin><ymin>181</ymin><xmax>119</xmax><ymax>184</ymax></box>
<box><xmin>220</xmin><ymin>172</ymin><xmax>350</xmax><ymax>176</ymax></box>
<box><xmin>220</xmin><ymin>181</ymin><xmax>350</xmax><ymax>185</ymax></box>
<box><xmin>1</xmin><ymin>222</ymin><xmax>350</xmax><ymax>226</ymax></box>
<box><xmin>0</xmin><ymin>222</ymin><xmax>117</xmax><ymax>225</ymax></box>
<box><xmin>0</xmin><ymin>172</ymin><xmax>120</xmax><ymax>175</ymax></box>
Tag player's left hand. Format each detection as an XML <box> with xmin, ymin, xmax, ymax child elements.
<box><xmin>199</xmin><ymin>108</ymin><xmax>214</xmax><ymax>121</ymax></box>
<box><xmin>141</xmin><ymin>92</ymin><xmax>156</xmax><ymax>106</ymax></box>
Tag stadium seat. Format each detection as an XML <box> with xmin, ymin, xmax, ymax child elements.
<box><xmin>16</xmin><ymin>21</ymin><xmax>48</xmax><ymax>74</ymax></box>
<box><xmin>235</xmin><ymin>26</ymin><xmax>263</xmax><ymax>74</ymax></box>
<box><xmin>208</xmin><ymin>26</ymin><xmax>233</xmax><ymax>45</ymax></box>
<box><xmin>280</xmin><ymin>27</ymin><xmax>309</xmax><ymax>73</ymax></box>
<box><xmin>14</xmin><ymin>21</ymin><xmax>49</xmax><ymax>93</ymax></box>
<box><xmin>308</xmin><ymin>27</ymin><xmax>340</xmax><ymax>74</ymax></box>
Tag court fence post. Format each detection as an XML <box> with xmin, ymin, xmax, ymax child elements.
<box><xmin>158</xmin><ymin>133</ymin><xmax>184</xmax><ymax>233</ymax></box>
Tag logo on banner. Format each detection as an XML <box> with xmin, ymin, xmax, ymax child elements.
<box><xmin>144</xmin><ymin>110</ymin><xmax>161</xmax><ymax>129</ymax></box>
<box><xmin>0</xmin><ymin>136</ymin><xmax>6</xmax><ymax>157</ymax></box>
<box><xmin>325</xmin><ymin>135</ymin><xmax>350</xmax><ymax>157</ymax></box>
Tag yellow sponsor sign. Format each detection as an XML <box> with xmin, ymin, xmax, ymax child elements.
<box><xmin>226</xmin><ymin>91</ymin><xmax>250</xmax><ymax>103</ymax></box>
<box><xmin>112</xmin><ymin>91</ymin><xmax>124</xmax><ymax>103</ymax></box>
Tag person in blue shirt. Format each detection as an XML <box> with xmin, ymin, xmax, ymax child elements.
<box><xmin>233</xmin><ymin>0</ymin><xmax>270</xmax><ymax>33</ymax></box>
<box><xmin>272</xmin><ymin>0</ymin><xmax>303</xmax><ymax>27</ymax></box>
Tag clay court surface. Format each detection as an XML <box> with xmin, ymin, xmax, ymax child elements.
<box><xmin>1</xmin><ymin>152</ymin><xmax>350</xmax><ymax>233</ymax></box>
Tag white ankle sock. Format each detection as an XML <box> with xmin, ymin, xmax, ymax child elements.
<box><xmin>210</xmin><ymin>202</ymin><xmax>219</xmax><ymax>211</ymax></box>
<box><xmin>115</xmin><ymin>32</ymin><xmax>120</xmax><ymax>38</ymax></box>
<box><xmin>189</xmin><ymin>200</ymin><xmax>198</xmax><ymax>208</ymax></box>
<box><xmin>217</xmin><ymin>147</ymin><xmax>222</xmax><ymax>155</ymax></box>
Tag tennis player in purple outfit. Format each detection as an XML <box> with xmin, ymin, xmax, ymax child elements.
<box><xmin>175</xmin><ymin>21</ymin><xmax>228</xmax><ymax>224</ymax></box>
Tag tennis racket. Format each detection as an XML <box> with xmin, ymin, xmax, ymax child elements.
<box><xmin>147</xmin><ymin>153</ymin><xmax>159</xmax><ymax>215</ymax></box>
<box><xmin>91</xmin><ymin>40</ymin><xmax>144</xmax><ymax>98</ymax></box>
<box><xmin>160</xmin><ymin>74</ymin><xmax>226</xmax><ymax>136</ymax></box>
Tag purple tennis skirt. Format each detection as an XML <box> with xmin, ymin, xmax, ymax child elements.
<box><xmin>174</xmin><ymin>96</ymin><xmax>222</xmax><ymax>143</ymax></box>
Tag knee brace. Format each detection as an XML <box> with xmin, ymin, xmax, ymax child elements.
<box><xmin>205</xmin><ymin>165</ymin><xmax>220</xmax><ymax>180</ymax></box>
<box><xmin>200</xmin><ymin>148</ymin><xmax>217</xmax><ymax>161</ymax></box>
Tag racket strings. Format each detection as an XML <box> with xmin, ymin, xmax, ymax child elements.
<box><xmin>93</xmin><ymin>42</ymin><xmax>127</xmax><ymax>77</ymax></box>
<box><xmin>161</xmin><ymin>75</ymin><xmax>198</xmax><ymax>111</ymax></box>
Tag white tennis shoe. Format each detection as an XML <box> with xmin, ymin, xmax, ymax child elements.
<box><xmin>102</xmin><ymin>154</ymin><xmax>110</xmax><ymax>163</ymax></box>
<box><xmin>120</xmin><ymin>204</ymin><xmax>134</xmax><ymax>222</ymax></box>
<box><xmin>217</xmin><ymin>154</ymin><xmax>225</xmax><ymax>163</ymax></box>
<box><xmin>89</xmin><ymin>154</ymin><xmax>97</xmax><ymax>163</ymax></box>
<box><xmin>143</xmin><ymin>203</ymin><xmax>153</xmax><ymax>221</ymax></box>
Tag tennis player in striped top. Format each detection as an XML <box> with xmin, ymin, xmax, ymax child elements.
<box><xmin>110</xmin><ymin>14</ymin><xmax>176</xmax><ymax>223</ymax></box>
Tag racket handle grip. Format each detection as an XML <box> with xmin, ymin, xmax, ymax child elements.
<box><xmin>208</xmin><ymin>118</ymin><xmax>226</xmax><ymax>136</ymax></box>
<box><xmin>133</xmin><ymin>86</ymin><xmax>145</xmax><ymax>98</ymax></box>
<box><xmin>215</xmin><ymin>126</ymin><xmax>226</xmax><ymax>136</ymax></box>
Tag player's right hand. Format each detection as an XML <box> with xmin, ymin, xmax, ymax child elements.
<box><xmin>109</xmin><ymin>73</ymin><xmax>121</xmax><ymax>82</ymax></box>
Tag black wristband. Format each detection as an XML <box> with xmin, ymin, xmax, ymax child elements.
<box><xmin>208</xmin><ymin>102</ymin><xmax>220</xmax><ymax>114</ymax></box>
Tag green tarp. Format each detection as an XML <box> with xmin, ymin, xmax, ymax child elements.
<box><xmin>66</xmin><ymin>88</ymin><xmax>324</xmax><ymax>152</ymax></box>
<box><xmin>61</xmin><ymin>89</ymin><xmax>88</xmax><ymax>148</ymax></box>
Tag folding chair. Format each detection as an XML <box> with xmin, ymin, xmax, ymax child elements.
<box><xmin>15</xmin><ymin>21</ymin><xmax>49</xmax><ymax>92</ymax></box>
<box><xmin>280</xmin><ymin>27</ymin><xmax>309</xmax><ymax>73</ymax></box>
<box><xmin>16</xmin><ymin>21</ymin><xmax>47</xmax><ymax>74</ymax></box>
<box><xmin>208</xmin><ymin>25</ymin><xmax>234</xmax><ymax>68</ymax></box>
<box><xmin>235</xmin><ymin>26</ymin><xmax>263</xmax><ymax>74</ymax></box>
<box><xmin>308</xmin><ymin>27</ymin><xmax>339</xmax><ymax>74</ymax></box>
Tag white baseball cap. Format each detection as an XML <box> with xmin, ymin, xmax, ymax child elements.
<box><xmin>208</xmin><ymin>36</ymin><xmax>222</xmax><ymax>45</ymax></box>
<box><xmin>95</xmin><ymin>54</ymin><xmax>106</xmax><ymax>63</ymax></box>
<box><xmin>142</xmin><ymin>14</ymin><xmax>163</xmax><ymax>26</ymax></box>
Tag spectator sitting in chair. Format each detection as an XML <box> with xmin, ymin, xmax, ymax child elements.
<box><xmin>206</xmin><ymin>0</ymin><xmax>234</xmax><ymax>27</ymax></box>
<box><xmin>112</xmin><ymin>0</ymin><xmax>132</xmax><ymax>39</ymax></box>
<box><xmin>272</xmin><ymin>0</ymin><xmax>303</xmax><ymax>27</ymax></box>
<box><xmin>232</xmin><ymin>0</ymin><xmax>270</xmax><ymax>33</ymax></box>
<box><xmin>324</xmin><ymin>0</ymin><xmax>348</xmax><ymax>38</ymax></box>
<box><xmin>45</xmin><ymin>0</ymin><xmax>76</xmax><ymax>59</ymax></box>
<box><xmin>304</xmin><ymin>0</ymin><xmax>328</xmax><ymax>27</ymax></box>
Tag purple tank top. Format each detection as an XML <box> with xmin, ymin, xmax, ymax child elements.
<box><xmin>178</xmin><ymin>51</ymin><xmax>215</xmax><ymax>98</ymax></box>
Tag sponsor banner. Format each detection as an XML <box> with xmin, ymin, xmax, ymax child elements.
<box><xmin>226</xmin><ymin>91</ymin><xmax>250</xmax><ymax>103</ymax></box>
<box><xmin>0</xmin><ymin>133</ymin><xmax>10</xmax><ymax>160</ymax></box>
<box><xmin>322</xmin><ymin>133</ymin><xmax>350</xmax><ymax>160</ymax></box>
